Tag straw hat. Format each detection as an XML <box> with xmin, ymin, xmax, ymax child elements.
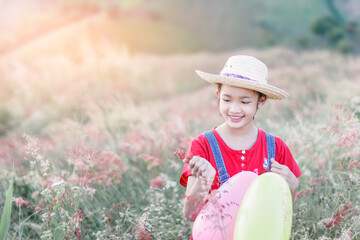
<box><xmin>196</xmin><ymin>55</ymin><xmax>289</xmax><ymax>99</ymax></box>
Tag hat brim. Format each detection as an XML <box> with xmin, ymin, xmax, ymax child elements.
<box><xmin>196</xmin><ymin>70</ymin><xmax>289</xmax><ymax>100</ymax></box>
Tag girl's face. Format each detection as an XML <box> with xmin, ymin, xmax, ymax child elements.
<box><xmin>216</xmin><ymin>85</ymin><xmax>266</xmax><ymax>130</ymax></box>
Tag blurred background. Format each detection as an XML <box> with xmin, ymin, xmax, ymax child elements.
<box><xmin>0</xmin><ymin>0</ymin><xmax>360</xmax><ymax>239</ymax></box>
<box><xmin>1</xmin><ymin>0</ymin><xmax>359</xmax><ymax>57</ymax></box>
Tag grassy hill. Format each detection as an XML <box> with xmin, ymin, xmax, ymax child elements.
<box><xmin>0</xmin><ymin>0</ymin><xmax>330</xmax><ymax>56</ymax></box>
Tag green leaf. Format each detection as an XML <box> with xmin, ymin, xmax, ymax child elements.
<box><xmin>0</xmin><ymin>180</ymin><xmax>13</xmax><ymax>240</ymax></box>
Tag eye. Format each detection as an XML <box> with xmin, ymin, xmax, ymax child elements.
<box><xmin>242</xmin><ymin>101</ymin><xmax>251</xmax><ymax>104</ymax></box>
<box><xmin>222</xmin><ymin>98</ymin><xmax>231</xmax><ymax>102</ymax></box>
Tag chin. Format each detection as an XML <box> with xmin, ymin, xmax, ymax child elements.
<box><xmin>227</xmin><ymin>122</ymin><xmax>244</xmax><ymax>129</ymax></box>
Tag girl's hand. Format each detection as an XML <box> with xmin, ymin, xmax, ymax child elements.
<box><xmin>183</xmin><ymin>156</ymin><xmax>216</xmax><ymax>221</ymax></box>
<box><xmin>270</xmin><ymin>158</ymin><xmax>299</xmax><ymax>200</ymax></box>
<box><xmin>185</xmin><ymin>156</ymin><xmax>216</xmax><ymax>181</ymax></box>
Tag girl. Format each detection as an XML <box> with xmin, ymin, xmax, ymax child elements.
<box><xmin>179</xmin><ymin>55</ymin><xmax>301</xmax><ymax>224</ymax></box>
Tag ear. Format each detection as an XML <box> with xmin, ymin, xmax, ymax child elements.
<box><xmin>257</xmin><ymin>96</ymin><xmax>267</xmax><ymax>109</ymax></box>
<box><xmin>216</xmin><ymin>90</ymin><xmax>220</xmax><ymax>99</ymax></box>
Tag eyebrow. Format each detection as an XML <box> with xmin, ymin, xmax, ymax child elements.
<box><xmin>222</xmin><ymin>94</ymin><xmax>252</xmax><ymax>99</ymax></box>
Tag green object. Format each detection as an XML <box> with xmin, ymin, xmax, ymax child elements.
<box><xmin>0</xmin><ymin>180</ymin><xmax>13</xmax><ymax>240</ymax></box>
<box><xmin>54</xmin><ymin>228</ymin><xmax>64</xmax><ymax>240</ymax></box>
<box><xmin>233</xmin><ymin>173</ymin><xmax>292</xmax><ymax>240</ymax></box>
<box><xmin>336</xmin><ymin>39</ymin><xmax>354</xmax><ymax>54</ymax></box>
<box><xmin>311</xmin><ymin>15</ymin><xmax>338</xmax><ymax>36</ymax></box>
<box><xmin>326</xmin><ymin>27</ymin><xmax>346</xmax><ymax>44</ymax></box>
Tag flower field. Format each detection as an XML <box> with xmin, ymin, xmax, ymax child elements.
<box><xmin>0</xmin><ymin>46</ymin><xmax>360</xmax><ymax>239</ymax></box>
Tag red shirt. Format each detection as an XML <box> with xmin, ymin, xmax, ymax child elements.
<box><xmin>180</xmin><ymin>128</ymin><xmax>301</xmax><ymax>190</ymax></box>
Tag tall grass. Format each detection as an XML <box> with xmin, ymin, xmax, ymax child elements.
<box><xmin>0</xmin><ymin>46</ymin><xmax>359</xmax><ymax>239</ymax></box>
<box><xmin>0</xmin><ymin>180</ymin><xmax>13</xmax><ymax>240</ymax></box>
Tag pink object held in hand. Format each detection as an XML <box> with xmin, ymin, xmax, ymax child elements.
<box><xmin>192</xmin><ymin>171</ymin><xmax>258</xmax><ymax>240</ymax></box>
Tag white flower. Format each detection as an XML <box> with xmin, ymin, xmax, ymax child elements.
<box><xmin>165</xmin><ymin>181</ymin><xmax>176</xmax><ymax>189</ymax></box>
<box><xmin>40</xmin><ymin>188</ymin><xmax>51</xmax><ymax>197</ymax></box>
<box><xmin>84</xmin><ymin>185</ymin><xmax>96</xmax><ymax>198</ymax></box>
<box><xmin>51</xmin><ymin>180</ymin><xmax>65</xmax><ymax>188</ymax></box>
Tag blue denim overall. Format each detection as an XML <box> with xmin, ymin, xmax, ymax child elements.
<box><xmin>203</xmin><ymin>130</ymin><xmax>275</xmax><ymax>186</ymax></box>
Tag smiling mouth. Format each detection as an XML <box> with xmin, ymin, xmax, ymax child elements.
<box><xmin>228</xmin><ymin>115</ymin><xmax>244</xmax><ymax>121</ymax></box>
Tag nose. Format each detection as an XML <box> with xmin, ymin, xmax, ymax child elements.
<box><xmin>229</xmin><ymin>102</ymin><xmax>242</xmax><ymax>113</ymax></box>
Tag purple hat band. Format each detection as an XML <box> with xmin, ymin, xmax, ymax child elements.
<box><xmin>221</xmin><ymin>73</ymin><xmax>264</xmax><ymax>83</ymax></box>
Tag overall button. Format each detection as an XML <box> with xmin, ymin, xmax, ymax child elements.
<box><xmin>241</xmin><ymin>163</ymin><xmax>245</xmax><ymax>167</ymax></box>
<box><xmin>241</xmin><ymin>156</ymin><xmax>245</xmax><ymax>160</ymax></box>
<box><xmin>242</xmin><ymin>150</ymin><xmax>246</xmax><ymax>154</ymax></box>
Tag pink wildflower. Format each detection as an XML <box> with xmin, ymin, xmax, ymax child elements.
<box><xmin>67</xmin><ymin>146</ymin><xmax>125</xmax><ymax>185</ymax></box>
<box><xmin>324</xmin><ymin>202</ymin><xmax>356</xmax><ymax>228</ymax></box>
<box><xmin>173</xmin><ymin>148</ymin><xmax>186</xmax><ymax>160</ymax></box>
<box><xmin>134</xmin><ymin>226</ymin><xmax>152</xmax><ymax>240</ymax></box>
<box><xmin>123</xmin><ymin>132</ymin><xmax>148</xmax><ymax>154</ymax></box>
<box><xmin>296</xmin><ymin>177</ymin><xmax>325</xmax><ymax>199</ymax></box>
<box><xmin>139</xmin><ymin>153</ymin><xmax>161</xmax><ymax>168</ymax></box>
<box><xmin>317</xmin><ymin>158</ymin><xmax>328</xmax><ymax>170</ymax></box>
<box><xmin>337</xmin><ymin>132</ymin><xmax>359</xmax><ymax>148</ymax></box>
<box><xmin>76</xmin><ymin>210</ymin><xmax>83</xmax><ymax>223</ymax></box>
<box><xmin>15</xmin><ymin>197</ymin><xmax>28</xmax><ymax>207</ymax></box>
<box><xmin>295</xmin><ymin>191</ymin><xmax>304</xmax><ymax>199</ymax></box>
<box><xmin>150</xmin><ymin>175</ymin><xmax>163</xmax><ymax>189</ymax></box>
<box><xmin>75</xmin><ymin>227</ymin><xmax>81</xmax><ymax>240</ymax></box>
<box><xmin>105</xmin><ymin>214</ymin><xmax>112</xmax><ymax>224</ymax></box>
<box><xmin>38</xmin><ymin>199</ymin><xmax>45</xmax><ymax>207</ymax></box>
<box><xmin>348</xmin><ymin>160</ymin><xmax>359</xmax><ymax>170</ymax></box>
<box><xmin>35</xmin><ymin>206</ymin><xmax>41</xmax><ymax>213</ymax></box>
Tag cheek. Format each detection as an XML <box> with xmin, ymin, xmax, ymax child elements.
<box><xmin>219</xmin><ymin>101</ymin><xmax>230</xmax><ymax>111</ymax></box>
<box><xmin>218</xmin><ymin>104</ymin><xmax>229</xmax><ymax>116</ymax></box>
<box><xmin>219</xmin><ymin>104</ymin><xmax>226</xmax><ymax>113</ymax></box>
<box><xmin>243</xmin><ymin>104</ymin><xmax>257</xmax><ymax>113</ymax></box>
<box><xmin>252</xmin><ymin>104</ymin><xmax>260</xmax><ymax>113</ymax></box>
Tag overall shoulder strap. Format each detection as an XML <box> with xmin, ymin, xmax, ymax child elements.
<box><xmin>203</xmin><ymin>131</ymin><xmax>229</xmax><ymax>185</ymax></box>
<box><xmin>263</xmin><ymin>131</ymin><xmax>276</xmax><ymax>172</ymax></box>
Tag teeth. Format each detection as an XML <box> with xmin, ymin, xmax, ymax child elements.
<box><xmin>229</xmin><ymin>115</ymin><xmax>242</xmax><ymax>119</ymax></box>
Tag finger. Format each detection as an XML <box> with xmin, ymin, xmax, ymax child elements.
<box><xmin>191</xmin><ymin>159</ymin><xmax>207</xmax><ymax>176</ymax></box>
<box><xmin>200</xmin><ymin>167</ymin><xmax>215</xmax><ymax>181</ymax></box>
<box><xmin>190</xmin><ymin>165</ymin><xmax>199</xmax><ymax>177</ymax></box>
<box><xmin>270</xmin><ymin>167</ymin><xmax>283</xmax><ymax>175</ymax></box>
<box><xmin>190</xmin><ymin>163</ymin><xmax>200</xmax><ymax>176</ymax></box>
<box><xmin>270</xmin><ymin>160</ymin><xmax>283</xmax><ymax>171</ymax></box>
<box><xmin>270</xmin><ymin>158</ymin><xmax>280</xmax><ymax>167</ymax></box>
<box><xmin>190</xmin><ymin>157</ymin><xmax>209</xmax><ymax>170</ymax></box>
<box><xmin>196</xmin><ymin>159</ymin><xmax>210</xmax><ymax>175</ymax></box>
<box><xmin>194</xmin><ymin>161</ymin><xmax>207</xmax><ymax>177</ymax></box>
<box><xmin>197</xmin><ymin>166</ymin><xmax>206</xmax><ymax>177</ymax></box>
<box><xmin>200</xmin><ymin>174</ymin><xmax>213</xmax><ymax>184</ymax></box>
<box><xmin>189</xmin><ymin>156</ymin><xmax>200</xmax><ymax>168</ymax></box>
<box><xmin>189</xmin><ymin>157</ymin><xmax>204</xmax><ymax>170</ymax></box>
<box><xmin>191</xmin><ymin>168</ymin><xmax>198</xmax><ymax>177</ymax></box>
<box><xmin>198</xmin><ymin>160</ymin><xmax>211</xmax><ymax>173</ymax></box>
<box><xmin>270</xmin><ymin>159</ymin><xmax>285</xmax><ymax>170</ymax></box>
<box><xmin>270</xmin><ymin>165</ymin><xmax>285</xmax><ymax>174</ymax></box>
<box><xmin>272</xmin><ymin>166</ymin><xmax>292</xmax><ymax>181</ymax></box>
<box><xmin>271</xmin><ymin>164</ymin><xmax>283</xmax><ymax>171</ymax></box>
